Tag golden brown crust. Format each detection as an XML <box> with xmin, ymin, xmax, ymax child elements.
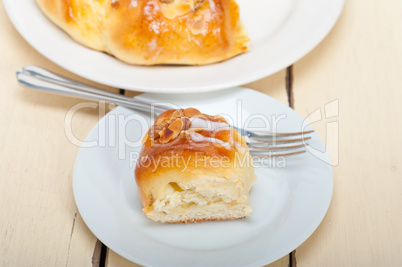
<box><xmin>135</xmin><ymin>108</ymin><xmax>249</xmax><ymax>210</ymax></box>
<box><xmin>36</xmin><ymin>0</ymin><xmax>106</xmax><ymax>50</ymax></box>
<box><xmin>36</xmin><ymin>0</ymin><xmax>249</xmax><ymax>65</ymax></box>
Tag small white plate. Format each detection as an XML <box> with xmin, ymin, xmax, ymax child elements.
<box><xmin>4</xmin><ymin>0</ymin><xmax>344</xmax><ymax>93</ymax></box>
<box><xmin>73</xmin><ymin>87</ymin><xmax>333</xmax><ymax>267</ymax></box>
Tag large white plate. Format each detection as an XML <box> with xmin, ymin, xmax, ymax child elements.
<box><xmin>73</xmin><ymin>87</ymin><xmax>333</xmax><ymax>267</ymax></box>
<box><xmin>4</xmin><ymin>0</ymin><xmax>344</xmax><ymax>93</ymax></box>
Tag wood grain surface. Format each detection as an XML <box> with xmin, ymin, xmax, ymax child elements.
<box><xmin>1</xmin><ymin>0</ymin><xmax>402</xmax><ymax>266</ymax></box>
<box><xmin>0</xmin><ymin>3</ymin><xmax>117</xmax><ymax>266</ymax></box>
<box><xmin>292</xmin><ymin>1</ymin><xmax>402</xmax><ymax>266</ymax></box>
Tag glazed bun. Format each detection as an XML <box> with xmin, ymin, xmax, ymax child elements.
<box><xmin>36</xmin><ymin>0</ymin><xmax>249</xmax><ymax>65</ymax></box>
<box><xmin>135</xmin><ymin>108</ymin><xmax>256</xmax><ymax>223</ymax></box>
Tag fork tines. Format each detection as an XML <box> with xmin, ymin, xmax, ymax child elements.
<box><xmin>246</xmin><ymin>130</ymin><xmax>313</xmax><ymax>157</ymax></box>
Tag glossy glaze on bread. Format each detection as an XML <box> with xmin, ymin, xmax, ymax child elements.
<box><xmin>36</xmin><ymin>0</ymin><xmax>250</xmax><ymax>65</ymax></box>
<box><xmin>135</xmin><ymin>108</ymin><xmax>256</xmax><ymax>223</ymax></box>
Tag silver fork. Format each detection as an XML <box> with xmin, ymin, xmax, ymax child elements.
<box><xmin>16</xmin><ymin>65</ymin><xmax>313</xmax><ymax>157</ymax></box>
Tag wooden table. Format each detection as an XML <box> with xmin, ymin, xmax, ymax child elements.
<box><xmin>1</xmin><ymin>1</ymin><xmax>401</xmax><ymax>266</ymax></box>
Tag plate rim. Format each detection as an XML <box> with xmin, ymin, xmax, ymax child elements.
<box><xmin>4</xmin><ymin>0</ymin><xmax>344</xmax><ymax>93</ymax></box>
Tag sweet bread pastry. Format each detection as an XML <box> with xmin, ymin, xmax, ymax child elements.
<box><xmin>36</xmin><ymin>0</ymin><xmax>250</xmax><ymax>65</ymax></box>
<box><xmin>135</xmin><ymin>108</ymin><xmax>256</xmax><ymax>223</ymax></box>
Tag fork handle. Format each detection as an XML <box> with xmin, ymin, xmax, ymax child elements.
<box><xmin>16</xmin><ymin>65</ymin><xmax>169</xmax><ymax>114</ymax></box>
